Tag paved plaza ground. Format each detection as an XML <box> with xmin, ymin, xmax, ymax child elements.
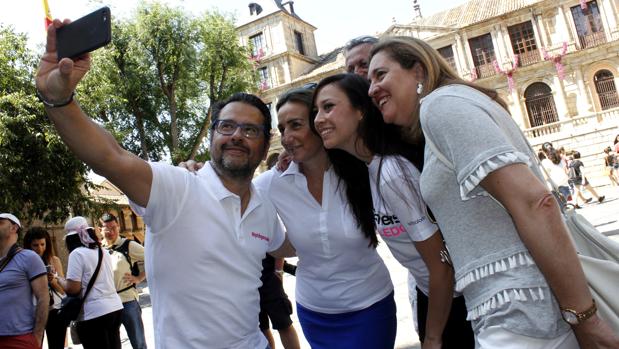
<box><xmin>54</xmin><ymin>186</ymin><xmax>619</xmax><ymax>349</ymax></box>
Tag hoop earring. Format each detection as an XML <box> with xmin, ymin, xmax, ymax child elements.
<box><xmin>417</xmin><ymin>82</ymin><xmax>424</xmax><ymax>95</ymax></box>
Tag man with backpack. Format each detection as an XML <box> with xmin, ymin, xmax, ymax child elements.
<box><xmin>100</xmin><ymin>213</ymin><xmax>147</xmax><ymax>349</ymax></box>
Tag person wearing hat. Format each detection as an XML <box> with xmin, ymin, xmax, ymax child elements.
<box><xmin>99</xmin><ymin>212</ymin><xmax>147</xmax><ymax>349</ymax></box>
<box><xmin>55</xmin><ymin>216</ymin><xmax>123</xmax><ymax>349</ymax></box>
<box><xmin>0</xmin><ymin>213</ymin><xmax>50</xmax><ymax>349</ymax></box>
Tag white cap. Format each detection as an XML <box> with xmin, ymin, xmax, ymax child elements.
<box><xmin>64</xmin><ymin>216</ymin><xmax>91</xmax><ymax>235</ymax></box>
<box><xmin>0</xmin><ymin>213</ymin><xmax>21</xmax><ymax>227</ymax></box>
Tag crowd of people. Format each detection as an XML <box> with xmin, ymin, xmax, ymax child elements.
<box><xmin>0</xmin><ymin>212</ymin><xmax>147</xmax><ymax>349</ymax></box>
<box><xmin>1</xmin><ymin>16</ymin><xmax>619</xmax><ymax>349</ymax></box>
<box><xmin>538</xmin><ymin>140</ymin><xmax>618</xmax><ymax>209</ymax></box>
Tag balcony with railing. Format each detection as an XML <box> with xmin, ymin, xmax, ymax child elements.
<box><xmin>578</xmin><ymin>31</ymin><xmax>607</xmax><ymax>49</ymax></box>
<box><xmin>475</xmin><ymin>63</ymin><xmax>496</xmax><ymax>79</ymax></box>
<box><xmin>522</xmin><ymin>106</ymin><xmax>619</xmax><ymax>139</ymax></box>
<box><xmin>518</xmin><ymin>49</ymin><xmax>541</xmax><ymax>66</ymax></box>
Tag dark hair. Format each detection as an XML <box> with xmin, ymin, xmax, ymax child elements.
<box><xmin>313</xmin><ymin>74</ymin><xmax>426</xmax><ymax>225</ymax></box>
<box><xmin>538</xmin><ymin>151</ymin><xmax>547</xmax><ymax>161</ymax></box>
<box><xmin>23</xmin><ymin>227</ymin><xmax>54</xmax><ymax>264</ymax></box>
<box><xmin>276</xmin><ymin>87</ymin><xmax>314</xmax><ymax>113</ymax></box>
<box><xmin>210</xmin><ymin>92</ymin><xmax>272</xmax><ymax>143</ymax></box>
<box><xmin>99</xmin><ymin>212</ymin><xmax>117</xmax><ymax>224</ymax></box>
<box><xmin>546</xmin><ymin>148</ymin><xmax>562</xmax><ymax>165</ymax></box>
<box><xmin>308</xmin><ymin>74</ymin><xmax>379</xmax><ymax>248</ymax></box>
<box><xmin>614</xmin><ymin>134</ymin><xmax>619</xmax><ymax>145</ymax></box>
<box><xmin>275</xmin><ymin>87</ymin><xmax>317</xmax><ymax>137</ymax></box>
<box><xmin>345</xmin><ymin>35</ymin><xmax>378</xmax><ymax>52</ymax></box>
<box><xmin>573</xmin><ymin>151</ymin><xmax>581</xmax><ymax>159</ymax></box>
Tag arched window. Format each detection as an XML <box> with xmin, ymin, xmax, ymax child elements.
<box><xmin>525</xmin><ymin>82</ymin><xmax>559</xmax><ymax>127</ymax></box>
<box><xmin>594</xmin><ymin>70</ymin><xmax>619</xmax><ymax>110</ymax></box>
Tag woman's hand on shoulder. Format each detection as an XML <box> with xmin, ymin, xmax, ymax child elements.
<box><xmin>177</xmin><ymin>159</ymin><xmax>204</xmax><ymax>174</ymax></box>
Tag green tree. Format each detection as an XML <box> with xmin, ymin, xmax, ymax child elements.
<box><xmin>135</xmin><ymin>2</ymin><xmax>201</xmax><ymax>163</ymax></box>
<box><xmin>0</xmin><ymin>26</ymin><xmax>94</xmax><ymax>224</ymax></box>
<box><xmin>188</xmin><ymin>11</ymin><xmax>258</xmax><ymax>159</ymax></box>
<box><xmin>79</xmin><ymin>2</ymin><xmax>258</xmax><ymax>164</ymax></box>
<box><xmin>80</xmin><ymin>20</ymin><xmax>166</xmax><ymax>161</ymax></box>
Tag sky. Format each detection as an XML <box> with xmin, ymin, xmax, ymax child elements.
<box><xmin>0</xmin><ymin>0</ymin><xmax>470</xmax><ymax>54</ymax></box>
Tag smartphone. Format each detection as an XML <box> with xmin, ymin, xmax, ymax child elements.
<box><xmin>45</xmin><ymin>265</ymin><xmax>53</xmax><ymax>273</ymax></box>
<box><xmin>56</xmin><ymin>7</ymin><xmax>112</xmax><ymax>60</ymax></box>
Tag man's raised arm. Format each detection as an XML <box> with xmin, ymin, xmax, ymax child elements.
<box><xmin>35</xmin><ymin>19</ymin><xmax>151</xmax><ymax>207</ymax></box>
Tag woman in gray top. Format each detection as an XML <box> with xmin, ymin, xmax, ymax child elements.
<box><xmin>365</xmin><ymin>36</ymin><xmax>618</xmax><ymax>348</ymax></box>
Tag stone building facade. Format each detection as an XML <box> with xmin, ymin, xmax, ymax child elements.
<box><xmin>238</xmin><ymin>0</ymin><xmax>619</xmax><ymax>184</ymax></box>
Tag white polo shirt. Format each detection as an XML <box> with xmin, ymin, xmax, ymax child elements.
<box><xmin>131</xmin><ymin>161</ymin><xmax>284</xmax><ymax>349</ymax></box>
<box><xmin>368</xmin><ymin>155</ymin><xmax>438</xmax><ymax>295</ymax></box>
<box><xmin>254</xmin><ymin>163</ymin><xmax>393</xmax><ymax>314</ymax></box>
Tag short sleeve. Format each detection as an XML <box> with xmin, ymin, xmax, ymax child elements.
<box><xmin>66</xmin><ymin>250</ymin><xmax>84</xmax><ymax>282</ymax></box>
<box><xmin>129</xmin><ymin>162</ymin><xmax>191</xmax><ymax>234</ymax></box>
<box><xmin>379</xmin><ymin>157</ymin><xmax>438</xmax><ymax>241</ymax></box>
<box><xmin>128</xmin><ymin>241</ymin><xmax>145</xmax><ymax>263</ymax></box>
<box><xmin>421</xmin><ymin>91</ymin><xmax>530</xmax><ymax>200</ymax></box>
<box><xmin>23</xmin><ymin>251</ymin><xmax>46</xmax><ymax>281</ymax></box>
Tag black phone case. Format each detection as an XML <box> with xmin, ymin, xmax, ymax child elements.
<box><xmin>56</xmin><ymin>7</ymin><xmax>112</xmax><ymax>60</ymax></box>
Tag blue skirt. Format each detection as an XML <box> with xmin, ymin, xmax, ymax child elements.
<box><xmin>297</xmin><ymin>292</ymin><xmax>397</xmax><ymax>349</ymax></box>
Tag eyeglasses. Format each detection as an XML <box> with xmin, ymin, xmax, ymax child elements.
<box><xmin>212</xmin><ymin>120</ymin><xmax>265</xmax><ymax>139</ymax></box>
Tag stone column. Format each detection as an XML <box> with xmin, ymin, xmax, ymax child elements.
<box><xmin>510</xmin><ymin>88</ymin><xmax>527</xmax><ymax>128</ymax></box>
<box><xmin>600</xmin><ymin>0</ymin><xmax>618</xmax><ymax>40</ymax></box>
<box><xmin>531</xmin><ymin>12</ymin><xmax>547</xmax><ymax>49</ymax></box>
<box><xmin>553</xmin><ymin>75</ymin><xmax>570</xmax><ymax>121</ymax></box>
<box><xmin>491</xmin><ymin>25</ymin><xmax>504</xmax><ymax>64</ymax></box>
<box><xmin>500</xmin><ymin>23</ymin><xmax>514</xmax><ymax>59</ymax></box>
<box><xmin>574</xmin><ymin>68</ymin><xmax>594</xmax><ymax>115</ymax></box>
<box><xmin>595</xmin><ymin>0</ymin><xmax>613</xmax><ymax>40</ymax></box>
<box><xmin>453</xmin><ymin>33</ymin><xmax>467</xmax><ymax>75</ymax></box>
<box><xmin>461</xmin><ymin>32</ymin><xmax>477</xmax><ymax>79</ymax></box>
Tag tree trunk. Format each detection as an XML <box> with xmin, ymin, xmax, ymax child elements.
<box><xmin>188</xmin><ymin>106</ymin><xmax>212</xmax><ymax>160</ymax></box>
<box><xmin>134</xmin><ymin>110</ymin><xmax>150</xmax><ymax>161</ymax></box>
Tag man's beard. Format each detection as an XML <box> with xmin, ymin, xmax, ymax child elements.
<box><xmin>214</xmin><ymin>155</ymin><xmax>254</xmax><ymax>179</ymax></box>
<box><xmin>212</xmin><ymin>145</ymin><xmax>259</xmax><ymax>180</ymax></box>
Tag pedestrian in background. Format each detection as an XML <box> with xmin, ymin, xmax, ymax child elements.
<box><xmin>100</xmin><ymin>212</ymin><xmax>148</xmax><ymax>349</ymax></box>
<box><xmin>568</xmin><ymin>151</ymin><xmax>605</xmax><ymax>204</ymax></box>
<box><xmin>55</xmin><ymin>216</ymin><xmax>123</xmax><ymax>349</ymax></box>
<box><xmin>603</xmin><ymin>147</ymin><xmax>619</xmax><ymax>186</ymax></box>
<box><xmin>23</xmin><ymin>227</ymin><xmax>68</xmax><ymax>349</ymax></box>
<box><xmin>0</xmin><ymin>213</ymin><xmax>49</xmax><ymax>349</ymax></box>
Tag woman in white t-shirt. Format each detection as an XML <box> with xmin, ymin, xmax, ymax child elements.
<box><xmin>55</xmin><ymin>216</ymin><xmax>123</xmax><ymax>349</ymax></box>
<box><xmin>312</xmin><ymin>73</ymin><xmax>473</xmax><ymax>349</ymax></box>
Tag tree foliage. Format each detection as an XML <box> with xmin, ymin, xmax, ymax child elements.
<box><xmin>80</xmin><ymin>2</ymin><xmax>258</xmax><ymax>164</ymax></box>
<box><xmin>0</xmin><ymin>26</ymin><xmax>94</xmax><ymax>225</ymax></box>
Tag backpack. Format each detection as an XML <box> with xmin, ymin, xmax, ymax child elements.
<box><xmin>111</xmin><ymin>239</ymin><xmax>141</xmax><ymax>293</ymax></box>
<box><xmin>568</xmin><ymin>161</ymin><xmax>582</xmax><ymax>180</ymax></box>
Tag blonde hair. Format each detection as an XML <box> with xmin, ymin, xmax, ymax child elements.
<box><xmin>370</xmin><ymin>36</ymin><xmax>508</xmax><ymax>143</ymax></box>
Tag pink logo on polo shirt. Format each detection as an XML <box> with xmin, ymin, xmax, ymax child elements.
<box><xmin>374</xmin><ymin>213</ymin><xmax>405</xmax><ymax>238</ymax></box>
<box><xmin>251</xmin><ymin>232</ymin><xmax>270</xmax><ymax>242</ymax></box>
